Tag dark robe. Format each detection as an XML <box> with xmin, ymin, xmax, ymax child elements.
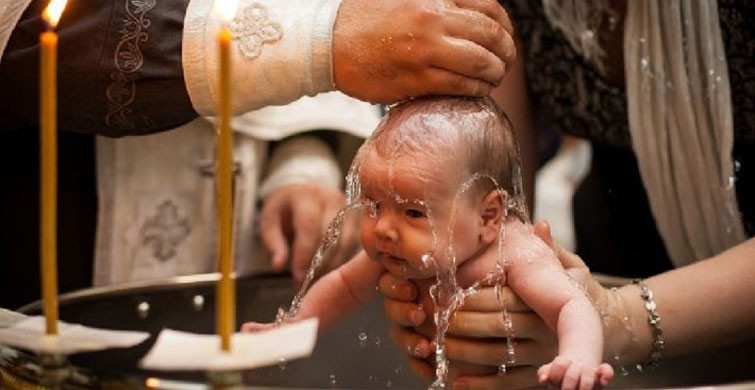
<box><xmin>0</xmin><ymin>0</ymin><xmax>196</xmax><ymax>309</ymax></box>
<box><xmin>501</xmin><ymin>0</ymin><xmax>754</xmax><ymax>278</ymax></box>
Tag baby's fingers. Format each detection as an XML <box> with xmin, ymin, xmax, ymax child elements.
<box><xmin>537</xmin><ymin>363</ymin><xmax>552</xmax><ymax>385</ymax></box>
<box><xmin>562</xmin><ymin>362</ymin><xmax>583</xmax><ymax>390</ymax></box>
<box><xmin>240</xmin><ymin>321</ymin><xmax>276</xmax><ymax>332</ymax></box>
<box><xmin>578</xmin><ymin>368</ymin><xmax>597</xmax><ymax>390</ymax></box>
<box><xmin>544</xmin><ymin>356</ymin><xmax>570</xmax><ymax>385</ymax></box>
<box><xmin>598</xmin><ymin>363</ymin><xmax>614</xmax><ymax>386</ymax></box>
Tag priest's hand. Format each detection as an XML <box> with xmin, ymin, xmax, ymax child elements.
<box><xmin>333</xmin><ymin>0</ymin><xmax>516</xmax><ymax>103</ymax></box>
<box><xmin>260</xmin><ymin>183</ymin><xmax>359</xmax><ymax>286</ymax></box>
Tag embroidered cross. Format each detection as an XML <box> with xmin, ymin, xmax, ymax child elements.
<box><xmin>229</xmin><ymin>3</ymin><xmax>283</xmax><ymax>60</ymax></box>
<box><xmin>140</xmin><ymin>200</ymin><xmax>191</xmax><ymax>261</ymax></box>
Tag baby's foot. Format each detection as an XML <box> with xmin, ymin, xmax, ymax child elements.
<box><xmin>537</xmin><ymin>356</ymin><xmax>614</xmax><ymax>390</ymax></box>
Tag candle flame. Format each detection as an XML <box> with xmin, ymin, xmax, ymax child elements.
<box><xmin>145</xmin><ymin>378</ymin><xmax>161</xmax><ymax>388</ymax></box>
<box><xmin>43</xmin><ymin>0</ymin><xmax>68</xmax><ymax>28</ymax></box>
<box><xmin>214</xmin><ymin>0</ymin><xmax>239</xmax><ymax>23</ymax></box>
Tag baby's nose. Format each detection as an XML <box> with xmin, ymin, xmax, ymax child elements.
<box><xmin>374</xmin><ymin>215</ymin><xmax>398</xmax><ymax>241</ymax></box>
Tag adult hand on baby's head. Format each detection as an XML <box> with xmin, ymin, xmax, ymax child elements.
<box><xmin>333</xmin><ymin>0</ymin><xmax>516</xmax><ymax>104</ymax></box>
<box><xmin>261</xmin><ymin>183</ymin><xmax>359</xmax><ymax>286</ymax></box>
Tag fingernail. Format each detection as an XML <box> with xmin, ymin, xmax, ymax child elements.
<box><xmin>410</xmin><ymin>309</ymin><xmax>425</xmax><ymax>325</ymax></box>
<box><xmin>400</xmin><ymin>285</ymin><xmax>414</xmax><ymax>299</ymax></box>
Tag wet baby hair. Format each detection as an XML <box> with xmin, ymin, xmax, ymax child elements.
<box><xmin>367</xmin><ymin>96</ymin><xmax>519</xmax><ymax>201</ymax></box>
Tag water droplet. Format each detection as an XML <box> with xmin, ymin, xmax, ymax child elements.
<box><xmin>358</xmin><ymin>331</ymin><xmax>368</xmax><ymax>348</ymax></box>
<box><xmin>505</xmin><ymin>344</ymin><xmax>516</xmax><ymax>365</ymax></box>
<box><xmin>613</xmin><ymin>353</ymin><xmax>621</xmax><ymax>361</ymax></box>
<box><xmin>734</xmin><ymin>160</ymin><xmax>741</xmax><ymax>172</ymax></box>
<box><xmin>503</xmin><ymin>315</ymin><xmax>513</xmax><ymax>329</ymax></box>
<box><xmin>386</xmin><ymin>380</ymin><xmax>393</xmax><ymax>388</ymax></box>
<box><xmin>421</xmin><ymin>253</ymin><xmax>432</xmax><ymax>268</ymax></box>
<box><xmin>498</xmin><ymin>364</ymin><xmax>507</xmax><ymax>375</ymax></box>
<box><xmin>640</xmin><ymin>57</ymin><xmax>649</xmax><ymax>70</ymax></box>
<box><xmin>708</xmin><ymin>68</ymin><xmax>715</xmax><ymax>76</ymax></box>
<box><xmin>620</xmin><ymin>366</ymin><xmax>629</xmax><ymax>376</ymax></box>
<box><xmin>727</xmin><ymin>176</ymin><xmax>736</xmax><ymax>189</ymax></box>
<box><xmin>374</xmin><ymin>335</ymin><xmax>382</xmax><ymax>348</ymax></box>
<box><xmin>136</xmin><ymin>301</ymin><xmax>150</xmax><ymax>319</ymax></box>
<box><xmin>278</xmin><ymin>358</ymin><xmax>287</xmax><ymax>370</ymax></box>
<box><xmin>394</xmin><ymin>367</ymin><xmax>403</xmax><ymax>375</ymax></box>
<box><xmin>192</xmin><ymin>295</ymin><xmax>204</xmax><ymax>311</ymax></box>
<box><xmin>329</xmin><ymin>374</ymin><xmax>337</xmax><ymax>387</ymax></box>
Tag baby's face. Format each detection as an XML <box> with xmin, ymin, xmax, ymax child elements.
<box><xmin>358</xmin><ymin>148</ymin><xmax>483</xmax><ymax>280</ymax></box>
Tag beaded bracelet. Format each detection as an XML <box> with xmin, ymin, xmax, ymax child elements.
<box><xmin>632</xmin><ymin>279</ymin><xmax>664</xmax><ymax>370</ymax></box>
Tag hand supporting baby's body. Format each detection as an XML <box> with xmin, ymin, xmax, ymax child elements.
<box><xmin>242</xmin><ymin>219</ymin><xmax>613</xmax><ymax>389</ymax></box>
<box><xmin>409</xmin><ymin>219</ymin><xmax>613</xmax><ymax>389</ymax></box>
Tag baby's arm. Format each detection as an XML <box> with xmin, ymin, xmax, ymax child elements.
<box><xmin>243</xmin><ymin>250</ymin><xmax>384</xmax><ymax>334</ymax></box>
<box><xmin>504</xmin><ymin>225</ymin><xmax>613</xmax><ymax>389</ymax></box>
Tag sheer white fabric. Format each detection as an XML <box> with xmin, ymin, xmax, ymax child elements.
<box><xmin>0</xmin><ymin>0</ymin><xmax>33</xmax><ymax>64</ymax></box>
<box><xmin>542</xmin><ymin>0</ymin><xmax>746</xmax><ymax>266</ymax></box>
<box><xmin>624</xmin><ymin>0</ymin><xmax>745</xmax><ymax>266</ymax></box>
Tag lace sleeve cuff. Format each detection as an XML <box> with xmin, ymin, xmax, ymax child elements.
<box><xmin>183</xmin><ymin>0</ymin><xmax>341</xmax><ymax>116</ymax></box>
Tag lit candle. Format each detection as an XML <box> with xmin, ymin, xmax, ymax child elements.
<box><xmin>39</xmin><ymin>0</ymin><xmax>68</xmax><ymax>337</ymax></box>
<box><xmin>215</xmin><ymin>0</ymin><xmax>238</xmax><ymax>352</ymax></box>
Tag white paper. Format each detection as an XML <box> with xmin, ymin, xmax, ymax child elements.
<box><xmin>0</xmin><ymin>316</ymin><xmax>150</xmax><ymax>354</ymax></box>
<box><xmin>0</xmin><ymin>308</ymin><xmax>27</xmax><ymax>329</ymax></box>
<box><xmin>140</xmin><ymin>319</ymin><xmax>318</xmax><ymax>371</ymax></box>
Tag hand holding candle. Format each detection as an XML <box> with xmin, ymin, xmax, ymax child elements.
<box><xmin>39</xmin><ymin>0</ymin><xmax>68</xmax><ymax>337</ymax></box>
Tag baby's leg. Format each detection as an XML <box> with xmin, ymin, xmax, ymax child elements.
<box><xmin>537</xmin><ymin>356</ymin><xmax>614</xmax><ymax>390</ymax></box>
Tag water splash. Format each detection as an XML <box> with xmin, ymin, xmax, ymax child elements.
<box><xmin>273</xmin><ymin>101</ymin><xmax>532</xmax><ymax>390</ymax></box>
<box><xmin>358</xmin><ymin>330</ymin><xmax>369</xmax><ymax>349</ymax></box>
<box><xmin>278</xmin><ymin>204</ymin><xmax>360</xmax><ymax>320</ymax></box>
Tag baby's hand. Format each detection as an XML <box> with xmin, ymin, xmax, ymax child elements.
<box><xmin>240</xmin><ymin>321</ymin><xmax>278</xmax><ymax>333</ymax></box>
<box><xmin>537</xmin><ymin>356</ymin><xmax>614</xmax><ymax>390</ymax></box>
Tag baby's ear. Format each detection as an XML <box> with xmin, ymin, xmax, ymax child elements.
<box><xmin>479</xmin><ymin>189</ymin><xmax>506</xmax><ymax>243</ymax></box>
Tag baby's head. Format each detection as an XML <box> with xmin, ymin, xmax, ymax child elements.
<box><xmin>357</xmin><ymin>96</ymin><xmax>519</xmax><ymax>279</ymax></box>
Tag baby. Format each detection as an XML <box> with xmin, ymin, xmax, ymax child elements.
<box><xmin>244</xmin><ymin>97</ymin><xmax>613</xmax><ymax>389</ymax></box>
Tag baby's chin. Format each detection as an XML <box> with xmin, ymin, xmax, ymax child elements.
<box><xmin>381</xmin><ymin>257</ymin><xmax>435</xmax><ymax>280</ymax></box>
